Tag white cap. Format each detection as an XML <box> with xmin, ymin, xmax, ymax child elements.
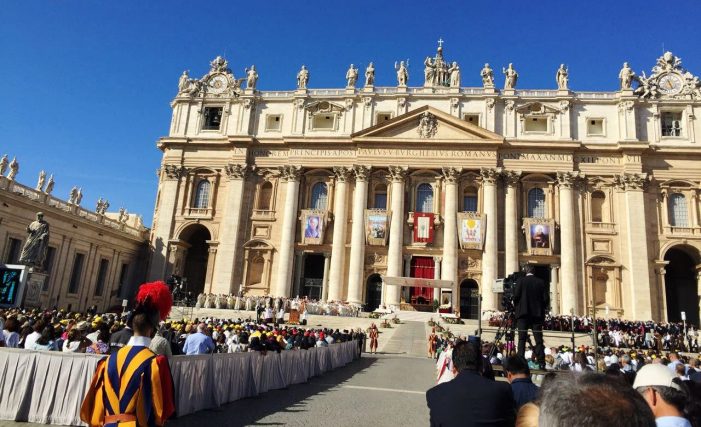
<box><xmin>610</xmin><ymin>355</ymin><xmax>619</xmax><ymax>364</ymax></box>
<box><xmin>633</xmin><ymin>364</ymin><xmax>683</xmax><ymax>391</ymax></box>
<box><xmin>604</xmin><ymin>355</ymin><xmax>612</xmax><ymax>366</ymax></box>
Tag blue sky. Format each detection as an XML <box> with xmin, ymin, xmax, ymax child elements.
<box><xmin>2</xmin><ymin>1</ymin><xmax>700</xmax><ymax>227</ymax></box>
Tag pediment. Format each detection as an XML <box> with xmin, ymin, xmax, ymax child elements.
<box><xmin>514</xmin><ymin>102</ymin><xmax>560</xmax><ymax>115</ymax></box>
<box><xmin>352</xmin><ymin>105</ymin><xmax>503</xmax><ymax>143</ymax></box>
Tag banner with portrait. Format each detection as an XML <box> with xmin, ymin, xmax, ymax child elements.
<box><xmin>365</xmin><ymin>209</ymin><xmax>390</xmax><ymax>246</ymax></box>
<box><xmin>523</xmin><ymin>218</ymin><xmax>556</xmax><ymax>256</ymax></box>
<box><xmin>300</xmin><ymin>210</ymin><xmax>328</xmax><ymax>245</ymax></box>
<box><xmin>413</xmin><ymin>212</ymin><xmax>435</xmax><ymax>244</ymax></box>
<box><xmin>457</xmin><ymin>212</ymin><xmax>486</xmax><ymax>250</ymax></box>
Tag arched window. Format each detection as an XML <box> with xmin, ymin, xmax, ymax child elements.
<box><xmin>310</xmin><ymin>182</ymin><xmax>328</xmax><ymax>210</ymax></box>
<box><xmin>668</xmin><ymin>193</ymin><xmax>689</xmax><ymax>227</ymax></box>
<box><xmin>416</xmin><ymin>183</ymin><xmax>434</xmax><ymax>213</ymax></box>
<box><xmin>193</xmin><ymin>180</ymin><xmax>210</xmax><ymax>209</ymax></box>
<box><xmin>257</xmin><ymin>181</ymin><xmax>273</xmax><ymax>210</ymax></box>
<box><xmin>463</xmin><ymin>187</ymin><xmax>478</xmax><ymax>212</ymax></box>
<box><xmin>527</xmin><ymin>188</ymin><xmax>546</xmax><ymax>217</ymax></box>
<box><xmin>590</xmin><ymin>191</ymin><xmax>606</xmax><ymax>222</ymax></box>
<box><xmin>373</xmin><ymin>184</ymin><xmax>387</xmax><ymax>209</ymax></box>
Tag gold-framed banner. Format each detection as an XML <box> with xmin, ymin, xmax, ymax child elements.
<box><xmin>365</xmin><ymin>209</ymin><xmax>391</xmax><ymax>246</ymax></box>
<box><xmin>457</xmin><ymin>212</ymin><xmax>486</xmax><ymax>250</ymax></box>
<box><xmin>301</xmin><ymin>209</ymin><xmax>328</xmax><ymax>245</ymax></box>
<box><xmin>523</xmin><ymin>217</ymin><xmax>556</xmax><ymax>256</ymax></box>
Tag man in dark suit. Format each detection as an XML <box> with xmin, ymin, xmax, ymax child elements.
<box><xmin>426</xmin><ymin>340</ymin><xmax>516</xmax><ymax>427</ymax></box>
<box><xmin>513</xmin><ymin>264</ymin><xmax>549</xmax><ymax>367</ymax></box>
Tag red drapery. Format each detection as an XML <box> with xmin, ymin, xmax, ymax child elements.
<box><xmin>410</xmin><ymin>257</ymin><xmax>434</xmax><ymax>302</ymax></box>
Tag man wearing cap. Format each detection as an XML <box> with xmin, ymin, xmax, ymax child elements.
<box><xmin>634</xmin><ymin>364</ymin><xmax>693</xmax><ymax>427</ymax></box>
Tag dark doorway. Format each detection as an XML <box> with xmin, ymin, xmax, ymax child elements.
<box><xmin>302</xmin><ymin>254</ymin><xmax>324</xmax><ymax>300</ymax></box>
<box><xmin>664</xmin><ymin>248</ymin><xmax>699</xmax><ymax>326</ymax></box>
<box><xmin>365</xmin><ymin>273</ymin><xmax>382</xmax><ymax>312</ymax></box>
<box><xmin>181</xmin><ymin>224</ymin><xmax>211</xmax><ymax>295</ymax></box>
<box><xmin>459</xmin><ymin>279</ymin><xmax>479</xmax><ymax>319</ymax></box>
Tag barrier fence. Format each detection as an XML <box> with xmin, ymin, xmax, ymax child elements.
<box><xmin>0</xmin><ymin>341</ymin><xmax>361</xmax><ymax>426</ymax></box>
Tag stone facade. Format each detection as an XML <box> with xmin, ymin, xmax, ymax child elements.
<box><xmin>149</xmin><ymin>47</ymin><xmax>701</xmax><ymax>324</ymax></box>
<box><xmin>0</xmin><ymin>171</ymin><xmax>148</xmax><ymax>312</ymax></box>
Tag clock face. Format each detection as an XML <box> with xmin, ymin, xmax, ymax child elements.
<box><xmin>208</xmin><ymin>74</ymin><xmax>228</xmax><ymax>94</ymax></box>
<box><xmin>658</xmin><ymin>73</ymin><xmax>683</xmax><ymax>95</ymax></box>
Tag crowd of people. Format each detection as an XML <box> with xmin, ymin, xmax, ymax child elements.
<box><xmin>0</xmin><ymin>307</ymin><xmax>365</xmax><ymax>357</ymax></box>
<box><xmin>191</xmin><ymin>293</ymin><xmax>361</xmax><ymax>317</ymax></box>
<box><xmin>486</xmin><ymin>311</ymin><xmax>700</xmax><ymax>352</ymax></box>
<box><xmin>427</xmin><ymin>337</ymin><xmax>701</xmax><ymax>427</ymax></box>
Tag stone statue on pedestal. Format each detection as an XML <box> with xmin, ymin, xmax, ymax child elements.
<box><xmin>118</xmin><ymin>207</ymin><xmax>129</xmax><ymax>224</ymax></box>
<box><xmin>345</xmin><ymin>64</ymin><xmax>358</xmax><ymax>87</ymax></box>
<box><xmin>96</xmin><ymin>197</ymin><xmax>109</xmax><ymax>215</ymax></box>
<box><xmin>556</xmin><ymin>64</ymin><xmax>569</xmax><ymax>90</ymax></box>
<box><xmin>448</xmin><ymin>62</ymin><xmax>461</xmax><ymax>88</ymax></box>
<box><xmin>8</xmin><ymin>158</ymin><xmax>18</xmax><ymax>180</ymax></box>
<box><xmin>18</xmin><ymin>212</ymin><xmax>50</xmax><ymax>269</ymax></box>
<box><xmin>36</xmin><ymin>170</ymin><xmax>46</xmax><ymax>191</ymax></box>
<box><xmin>0</xmin><ymin>155</ymin><xmax>8</xmax><ymax>176</ymax></box>
<box><xmin>481</xmin><ymin>63</ymin><xmax>495</xmax><ymax>87</ymax></box>
<box><xmin>296</xmin><ymin>65</ymin><xmax>309</xmax><ymax>89</ymax></box>
<box><xmin>68</xmin><ymin>186</ymin><xmax>78</xmax><ymax>204</ymax></box>
<box><xmin>619</xmin><ymin>62</ymin><xmax>635</xmax><ymax>90</ymax></box>
<box><xmin>364</xmin><ymin>62</ymin><xmax>375</xmax><ymax>86</ymax></box>
<box><xmin>76</xmin><ymin>188</ymin><xmax>83</xmax><ymax>205</ymax></box>
<box><xmin>503</xmin><ymin>63</ymin><xmax>519</xmax><ymax>90</ymax></box>
<box><xmin>395</xmin><ymin>60</ymin><xmax>409</xmax><ymax>86</ymax></box>
<box><xmin>178</xmin><ymin>71</ymin><xmax>189</xmax><ymax>93</ymax></box>
<box><xmin>245</xmin><ymin>65</ymin><xmax>258</xmax><ymax>89</ymax></box>
<box><xmin>44</xmin><ymin>175</ymin><xmax>54</xmax><ymax>194</ymax></box>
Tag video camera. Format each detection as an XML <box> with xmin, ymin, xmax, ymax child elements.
<box><xmin>501</xmin><ymin>271</ymin><xmax>524</xmax><ymax>312</ymax></box>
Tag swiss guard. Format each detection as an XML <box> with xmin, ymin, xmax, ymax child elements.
<box><xmin>81</xmin><ymin>281</ymin><xmax>176</xmax><ymax>427</ymax></box>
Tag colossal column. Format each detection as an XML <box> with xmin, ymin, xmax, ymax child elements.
<box><xmin>211</xmin><ymin>164</ymin><xmax>248</xmax><ymax>293</ymax></box>
<box><xmin>328</xmin><ymin>167</ymin><xmax>350</xmax><ymax>301</ymax></box>
<box><xmin>503</xmin><ymin>170</ymin><xmax>522</xmax><ymax>277</ymax></box>
<box><xmin>480</xmin><ymin>167</ymin><xmax>500</xmax><ymax>311</ymax></box>
<box><xmin>385</xmin><ymin>166</ymin><xmax>407</xmax><ymax>307</ymax></box>
<box><xmin>346</xmin><ymin>166</ymin><xmax>370</xmax><ymax>305</ymax></box>
<box><xmin>557</xmin><ymin>171</ymin><xmax>579</xmax><ymax>315</ymax></box>
<box><xmin>441</xmin><ymin>167</ymin><xmax>461</xmax><ymax>291</ymax></box>
<box><xmin>148</xmin><ymin>164</ymin><xmax>185</xmax><ymax>281</ymax></box>
<box><xmin>321</xmin><ymin>252</ymin><xmax>331</xmax><ymax>301</ymax></box>
<box><xmin>274</xmin><ymin>165</ymin><xmax>302</xmax><ymax>297</ymax></box>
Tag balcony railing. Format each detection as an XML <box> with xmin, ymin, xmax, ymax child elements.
<box><xmin>185</xmin><ymin>207</ymin><xmax>213</xmax><ymax>218</ymax></box>
<box><xmin>586</xmin><ymin>222</ymin><xmax>616</xmax><ymax>234</ymax></box>
<box><xmin>251</xmin><ymin>209</ymin><xmax>276</xmax><ymax>221</ymax></box>
<box><xmin>664</xmin><ymin>226</ymin><xmax>701</xmax><ymax>236</ymax></box>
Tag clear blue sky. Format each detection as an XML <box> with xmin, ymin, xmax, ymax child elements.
<box><xmin>2</xmin><ymin>1</ymin><xmax>700</xmax><ymax>227</ymax></box>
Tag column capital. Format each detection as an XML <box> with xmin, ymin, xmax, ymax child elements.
<box><xmin>556</xmin><ymin>171</ymin><xmax>581</xmax><ymax>188</ymax></box>
<box><xmin>614</xmin><ymin>172</ymin><xmax>648</xmax><ymax>191</ymax></box>
<box><xmin>323</xmin><ymin>252</ymin><xmax>332</xmax><ymax>259</ymax></box>
<box><xmin>332</xmin><ymin>166</ymin><xmax>352</xmax><ymax>182</ymax></box>
<box><xmin>224</xmin><ymin>163</ymin><xmax>249</xmax><ymax>180</ymax></box>
<box><xmin>502</xmin><ymin>170</ymin><xmax>522</xmax><ymax>187</ymax></box>
<box><xmin>279</xmin><ymin>165</ymin><xmax>302</xmax><ymax>182</ymax></box>
<box><xmin>388</xmin><ymin>166</ymin><xmax>408</xmax><ymax>182</ymax></box>
<box><xmin>162</xmin><ymin>164</ymin><xmax>187</xmax><ymax>180</ymax></box>
<box><xmin>441</xmin><ymin>167</ymin><xmax>462</xmax><ymax>183</ymax></box>
<box><xmin>352</xmin><ymin>165</ymin><xmax>371</xmax><ymax>181</ymax></box>
<box><xmin>480</xmin><ymin>167</ymin><xmax>502</xmax><ymax>184</ymax></box>
<box><xmin>433</xmin><ymin>255</ymin><xmax>443</xmax><ymax>263</ymax></box>
<box><xmin>403</xmin><ymin>254</ymin><xmax>413</xmax><ymax>261</ymax></box>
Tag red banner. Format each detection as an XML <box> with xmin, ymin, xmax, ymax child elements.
<box><xmin>413</xmin><ymin>212</ymin><xmax>435</xmax><ymax>244</ymax></box>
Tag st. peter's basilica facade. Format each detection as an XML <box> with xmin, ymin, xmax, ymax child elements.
<box><xmin>148</xmin><ymin>44</ymin><xmax>701</xmax><ymax>325</ymax></box>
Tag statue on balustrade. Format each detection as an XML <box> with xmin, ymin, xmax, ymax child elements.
<box><xmin>481</xmin><ymin>63</ymin><xmax>495</xmax><ymax>87</ymax></box>
<box><xmin>395</xmin><ymin>60</ymin><xmax>409</xmax><ymax>86</ymax></box>
<box><xmin>297</xmin><ymin>65</ymin><xmax>309</xmax><ymax>89</ymax></box>
<box><xmin>0</xmin><ymin>155</ymin><xmax>8</xmax><ymax>176</ymax></box>
<box><xmin>345</xmin><ymin>64</ymin><xmax>358</xmax><ymax>87</ymax></box>
<box><xmin>8</xmin><ymin>157</ymin><xmax>18</xmax><ymax>180</ymax></box>
<box><xmin>18</xmin><ymin>212</ymin><xmax>50</xmax><ymax>269</ymax></box>
<box><xmin>503</xmin><ymin>63</ymin><xmax>519</xmax><ymax>90</ymax></box>
<box><xmin>556</xmin><ymin>64</ymin><xmax>569</xmax><ymax>90</ymax></box>
<box><xmin>36</xmin><ymin>170</ymin><xmax>46</xmax><ymax>191</ymax></box>
<box><xmin>619</xmin><ymin>62</ymin><xmax>636</xmax><ymax>90</ymax></box>
<box><xmin>245</xmin><ymin>65</ymin><xmax>258</xmax><ymax>89</ymax></box>
<box><xmin>365</xmin><ymin>62</ymin><xmax>375</xmax><ymax>86</ymax></box>
<box><xmin>44</xmin><ymin>175</ymin><xmax>54</xmax><ymax>195</ymax></box>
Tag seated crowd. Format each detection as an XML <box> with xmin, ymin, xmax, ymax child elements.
<box><xmin>0</xmin><ymin>307</ymin><xmax>365</xmax><ymax>357</ymax></box>
<box><xmin>190</xmin><ymin>293</ymin><xmax>361</xmax><ymax>317</ymax></box>
<box><xmin>427</xmin><ymin>337</ymin><xmax>701</xmax><ymax>427</ymax></box>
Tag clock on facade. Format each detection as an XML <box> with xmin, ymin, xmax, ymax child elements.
<box><xmin>208</xmin><ymin>74</ymin><xmax>229</xmax><ymax>94</ymax></box>
<box><xmin>658</xmin><ymin>73</ymin><xmax>683</xmax><ymax>95</ymax></box>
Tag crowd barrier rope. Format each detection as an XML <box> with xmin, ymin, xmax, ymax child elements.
<box><xmin>0</xmin><ymin>341</ymin><xmax>360</xmax><ymax>426</ymax></box>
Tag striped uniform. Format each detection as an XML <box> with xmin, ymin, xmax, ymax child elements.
<box><xmin>81</xmin><ymin>345</ymin><xmax>175</xmax><ymax>427</ymax></box>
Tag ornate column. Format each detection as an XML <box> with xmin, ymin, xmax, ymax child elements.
<box><xmin>385</xmin><ymin>166</ymin><xmax>407</xmax><ymax>307</ymax></box>
<box><xmin>433</xmin><ymin>255</ymin><xmax>443</xmax><ymax>305</ymax></box>
<box><xmin>346</xmin><ymin>166</ymin><xmax>370</xmax><ymax>305</ymax></box>
<box><xmin>550</xmin><ymin>264</ymin><xmax>561</xmax><ymax>315</ymax></box>
<box><xmin>617</xmin><ymin>173</ymin><xmax>653</xmax><ymax>320</ymax></box>
<box><xmin>293</xmin><ymin>250</ymin><xmax>304</xmax><ymax>297</ymax></box>
<box><xmin>148</xmin><ymin>165</ymin><xmax>185</xmax><ymax>280</ymax></box>
<box><xmin>328</xmin><ymin>167</ymin><xmax>351</xmax><ymax>302</ymax></box>
<box><xmin>557</xmin><ymin>171</ymin><xmax>579</xmax><ymax>315</ymax></box>
<box><xmin>211</xmin><ymin>164</ymin><xmax>248</xmax><ymax>293</ymax></box>
<box><xmin>273</xmin><ymin>165</ymin><xmax>302</xmax><ymax>297</ymax></box>
<box><xmin>441</xmin><ymin>167</ymin><xmax>461</xmax><ymax>292</ymax></box>
<box><xmin>204</xmin><ymin>242</ymin><xmax>218</xmax><ymax>293</ymax></box>
<box><xmin>480</xmin><ymin>167</ymin><xmax>500</xmax><ymax>311</ymax></box>
<box><xmin>321</xmin><ymin>252</ymin><xmax>331</xmax><ymax>301</ymax></box>
<box><xmin>503</xmin><ymin>170</ymin><xmax>521</xmax><ymax>276</ymax></box>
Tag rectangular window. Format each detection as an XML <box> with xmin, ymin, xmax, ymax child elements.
<box><xmin>265</xmin><ymin>114</ymin><xmax>282</xmax><ymax>131</ymax></box>
<box><xmin>5</xmin><ymin>238</ymin><xmax>22</xmax><ymax>264</ymax></box>
<box><xmin>374</xmin><ymin>193</ymin><xmax>387</xmax><ymax>210</ymax></box>
<box><xmin>463</xmin><ymin>195</ymin><xmax>478</xmax><ymax>212</ymax></box>
<box><xmin>202</xmin><ymin>107</ymin><xmax>223</xmax><ymax>130</ymax></box>
<box><xmin>312</xmin><ymin>114</ymin><xmax>335</xmax><ymax>130</ymax></box>
<box><xmin>463</xmin><ymin>114</ymin><xmax>480</xmax><ymax>126</ymax></box>
<box><xmin>68</xmin><ymin>253</ymin><xmax>85</xmax><ymax>294</ymax></box>
<box><xmin>42</xmin><ymin>247</ymin><xmax>57</xmax><ymax>291</ymax></box>
<box><xmin>117</xmin><ymin>263</ymin><xmax>129</xmax><ymax>297</ymax></box>
<box><xmin>94</xmin><ymin>259</ymin><xmax>110</xmax><ymax>297</ymax></box>
<box><xmin>587</xmin><ymin>118</ymin><xmax>604</xmax><ymax>136</ymax></box>
<box><xmin>661</xmin><ymin>112</ymin><xmax>682</xmax><ymax>137</ymax></box>
<box><xmin>375</xmin><ymin>112</ymin><xmax>392</xmax><ymax>124</ymax></box>
<box><xmin>524</xmin><ymin>117</ymin><xmax>548</xmax><ymax>133</ymax></box>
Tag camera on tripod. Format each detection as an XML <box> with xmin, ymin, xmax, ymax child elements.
<box><xmin>501</xmin><ymin>271</ymin><xmax>524</xmax><ymax>311</ymax></box>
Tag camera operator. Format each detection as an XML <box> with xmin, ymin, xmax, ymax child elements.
<box><xmin>513</xmin><ymin>264</ymin><xmax>549</xmax><ymax>368</ymax></box>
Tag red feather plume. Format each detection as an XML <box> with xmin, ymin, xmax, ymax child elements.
<box><xmin>135</xmin><ymin>281</ymin><xmax>173</xmax><ymax>321</ymax></box>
